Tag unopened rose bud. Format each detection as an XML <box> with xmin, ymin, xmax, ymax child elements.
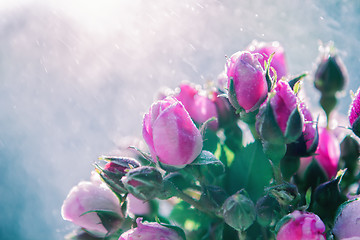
<box><xmin>256</xmin><ymin>81</ymin><xmax>304</xmax><ymax>161</ymax></box>
<box><xmin>247</xmin><ymin>40</ymin><xmax>288</xmax><ymax>79</ymax></box>
<box><xmin>119</xmin><ymin>218</ymin><xmax>184</xmax><ymax>240</ymax></box>
<box><xmin>333</xmin><ymin>199</ymin><xmax>360</xmax><ymax>239</ymax></box>
<box><xmin>256</xmin><ymin>195</ymin><xmax>281</xmax><ymax>227</ymax></box>
<box><xmin>340</xmin><ymin>135</ymin><xmax>360</xmax><ymax>185</ymax></box>
<box><xmin>226</xmin><ymin>51</ymin><xmax>268</xmax><ymax>112</ymax></box>
<box><xmin>220</xmin><ymin>190</ymin><xmax>256</xmax><ymax>231</ymax></box>
<box><xmin>122</xmin><ymin>166</ymin><xmax>163</xmax><ymax>200</ymax></box>
<box><xmin>276</xmin><ymin>211</ymin><xmax>326</xmax><ymax>240</ymax></box>
<box><xmin>349</xmin><ymin>87</ymin><xmax>360</xmax><ymax>138</ymax></box>
<box><xmin>142</xmin><ymin>97</ymin><xmax>203</xmax><ymax>168</ymax></box>
<box><xmin>314</xmin><ymin>44</ymin><xmax>347</xmax><ymax>96</ymax></box>
<box><xmin>103</xmin><ymin>156</ymin><xmax>140</xmax><ymax>175</ymax></box>
<box><xmin>314</xmin><ymin>43</ymin><xmax>348</xmax><ymax>118</ymax></box>
<box><xmin>98</xmin><ymin>157</ymin><xmax>140</xmax><ymax>195</ymax></box>
<box><xmin>299</xmin><ymin>127</ymin><xmax>340</xmax><ymax>180</ymax></box>
<box><xmin>61</xmin><ymin>180</ymin><xmax>123</xmax><ymax>237</ymax></box>
<box><xmin>312</xmin><ymin>172</ymin><xmax>347</xmax><ymax>222</ymax></box>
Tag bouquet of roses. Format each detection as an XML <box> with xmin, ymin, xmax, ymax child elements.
<box><xmin>61</xmin><ymin>40</ymin><xmax>360</xmax><ymax>240</ymax></box>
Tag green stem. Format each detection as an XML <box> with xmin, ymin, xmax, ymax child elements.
<box><xmin>248</xmin><ymin>122</ymin><xmax>259</xmax><ymax>139</ymax></box>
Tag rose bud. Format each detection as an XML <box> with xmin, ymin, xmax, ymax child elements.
<box><xmin>226</xmin><ymin>51</ymin><xmax>268</xmax><ymax>112</ymax></box>
<box><xmin>299</xmin><ymin>127</ymin><xmax>340</xmax><ymax>180</ymax></box>
<box><xmin>142</xmin><ymin>97</ymin><xmax>203</xmax><ymax>168</ymax></box>
<box><xmin>247</xmin><ymin>40</ymin><xmax>288</xmax><ymax>79</ymax></box>
<box><xmin>103</xmin><ymin>156</ymin><xmax>140</xmax><ymax>175</ymax></box>
<box><xmin>175</xmin><ymin>83</ymin><xmax>218</xmax><ymax>130</ymax></box>
<box><xmin>312</xmin><ymin>171</ymin><xmax>347</xmax><ymax>222</ymax></box>
<box><xmin>314</xmin><ymin>43</ymin><xmax>347</xmax><ymax>96</ymax></box>
<box><xmin>314</xmin><ymin>43</ymin><xmax>348</xmax><ymax>118</ymax></box>
<box><xmin>256</xmin><ymin>195</ymin><xmax>281</xmax><ymax>227</ymax></box>
<box><xmin>256</xmin><ymin>81</ymin><xmax>303</xmax><ymax>161</ymax></box>
<box><xmin>122</xmin><ymin>166</ymin><xmax>163</xmax><ymax>200</ymax></box>
<box><xmin>333</xmin><ymin>199</ymin><xmax>360</xmax><ymax>239</ymax></box>
<box><xmin>97</xmin><ymin>157</ymin><xmax>140</xmax><ymax>195</ymax></box>
<box><xmin>276</xmin><ymin>211</ymin><xmax>326</xmax><ymax>240</ymax></box>
<box><xmin>61</xmin><ymin>180</ymin><xmax>123</xmax><ymax>237</ymax></box>
<box><xmin>119</xmin><ymin>218</ymin><xmax>184</xmax><ymax>240</ymax></box>
<box><xmin>220</xmin><ymin>190</ymin><xmax>256</xmax><ymax>231</ymax></box>
<box><xmin>349</xmin><ymin>87</ymin><xmax>360</xmax><ymax>138</ymax></box>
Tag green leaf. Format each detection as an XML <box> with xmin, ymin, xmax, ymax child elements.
<box><xmin>258</xmin><ymin>101</ymin><xmax>284</xmax><ymax>145</ymax></box>
<box><xmin>228</xmin><ymin>78</ymin><xmax>244</xmax><ymax>112</ymax></box>
<box><xmin>226</xmin><ymin>140</ymin><xmax>273</xmax><ymax>200</ymax></box>
<box><xmin>265</xmin><ymin>52</ymin><xmax>276</xmax><ymax>91</ymax></box>
<box><xmin>304</xmin><ymin>187</ymin><xmax>312</xmax><ymax>210</ymax></box>
<box><xmin>189</xmin><ymin>150</ymin><xmax>225</xmax><ymax>171</ymax></box>
<box><xmin>284</xmin><ymin>107</ymin><xmax>303</xmax><ymax>144</ymax></box>
<box><xmin>288</xmin><ymin>73</ymin><xmax>307</xmax><ymax>90</ymax></box>
<box><xmin>202</xmin><ymin>128</ymin><xmax>220</xmax><ymax>153</ymax></box>
<box><xmin>170</xmin><ymin>201</ymin><xmax>212</xmax><ymax>233</ymax></box>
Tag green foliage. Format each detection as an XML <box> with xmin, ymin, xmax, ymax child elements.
<box><xmin>226</xmin><ymin>140</ymin><xmax>273</xmax><ymax>200</ymax></box>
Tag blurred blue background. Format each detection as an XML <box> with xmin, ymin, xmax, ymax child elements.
<box><xmin>0</xmin><ymin>0</ymin><xmax>359</xmax><ymax>239</ymax></box>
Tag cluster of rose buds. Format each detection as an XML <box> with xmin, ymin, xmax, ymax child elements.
<box><xmin>61</xmin><ymin>40</ymin><xmax>360</xmax><ymax>240</ymax></box>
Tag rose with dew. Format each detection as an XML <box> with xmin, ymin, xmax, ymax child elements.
<box><xmin>332</xmin><ymin>199</ymin><xmax>360</xmax><ymax>239</ymax></box>
<box><xmin>276</xmin><ymin>210</ymin><xmax>326</xmax><ymax>240</ymax></box>
<box><xmin>175</xmin><ymin>83</ymin><xmax>219</xmax><ymax>130</ymax></box>
<box><xmin>61</xmin><ymin>176</ymin><xmax>123</xmax><ymax>237</ymax></box>
<box><xmin>256</xmin><ymin>81</ymin><xmax>304</xmax><ymax>144</ymax></box>
<box><xmin>247</xmin><ymin>40</ymin><xmax>288</xmax><ymax>79</ymax></box>
<box><xmin>349</xmin><ymin>87</ymin><xmax>360</xmax><ymax>138</ymax></box>
<box><xmin>142</xmin><ymin>97</ymin><xmax>203</xmax><ymax>168</ymax></box>
<box><xmin>299</xmin><ymin>127</ymin><xmax>340</xmax><ymax>180</ymax></box>
<box><xmin>226</xmin><ymin>51</ymin><xmax>268</xmax><ymax>112</ymax></box>
<box><xmin>256</xmin><ymin>80</ymin><xmax>305</xmax><ymax>161</ymax></box>
<box><xmin>119</xmin><ymin>218</ymin><xmax>183</xmax><ymax>240</ymax></box>
<box><xmin>269</xmin><ymin>81</ymin><xmax>299</xmax><ymax>136</ymax></box>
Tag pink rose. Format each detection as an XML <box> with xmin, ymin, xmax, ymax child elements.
<box><xmin>299</xmin><ymin>127</ymin><xmax>340</xmax><ymax>179</ymax></box>
<box><xmin>270</xmin><ymin>81</ymin><xmax>298</xmax><ymax>134</ymax></box>
<box><xmin>119</xmin><ymin>218</ymin><xmax>183</xmax><ymax>240</ymax></box>
<box><xmin>276</xmin><ymin>211</ymin><xmax>326</xmax><ymax>240</ymax></box>
<box><xmin>142</xmin><ymin>97</ymin><xmax>203</xmax><ymax>167</ymax></box>
<box><xmin>226</xmin><ymin>51</ymin><xmax>267</xmax><ymax>112</ymax></box>
<box><xmin>61</xmin><ymin>180</ymin><xmax>122</xmax><ymax>237</ymax></box>
<box><xmin>349</xmin><ymin>87</ymin><xmax>360</xmax><ymax>138</ymax></box>
<box><xmin>333</xmin><ymin>199</ymin><xmax>360</xmax><ymax>239</ymax></box>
